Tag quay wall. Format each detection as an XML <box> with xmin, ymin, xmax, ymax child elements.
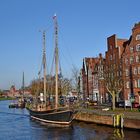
<box><xmin>74</xmin><ymin>112</ymin><xmax>113</xmax><ymax>126</ymax></box>
<box><xmin>74</xmin><ymin>111</ymin><xmax>140</xmax><ymax>129</ymax></box>
<box><xmin>124</xmin><ymin>118</ymin><xmax>140</xmax><ymax>129</ymax></box>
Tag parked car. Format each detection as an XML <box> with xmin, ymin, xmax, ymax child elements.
<box><xmin>115</xmin><ymin>101</ymin><xmax>124</xmax><ymax>108</ymax></box>
<box><xmin>115</xmin><ymin>100</ymin><xmax>131</xmax><ymax>108</ymax></box>
<box><xmin>132</xmin><ymin>102</ymin><xmax>139</xmax><ymax>108</ymax></box>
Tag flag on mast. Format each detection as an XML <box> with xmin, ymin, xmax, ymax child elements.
<box><xmin>53</xmin><ymin>13</ymin><xmax>57</xmax><ymax>19</ymax></box>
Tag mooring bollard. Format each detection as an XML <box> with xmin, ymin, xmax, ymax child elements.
<box><xmin>113</xmin><ymin>114</ymin><xmax>124</xmax><ymax>128</ymax></box>
<box><xmin>120</xmin><ymin>113</ymin><xmax>124</xmax><ymax>129</ymax></box>
<box><xmin>113</xmin><ymin>114</ymin><xmax>116</xmax><ymax>127</ymax></box>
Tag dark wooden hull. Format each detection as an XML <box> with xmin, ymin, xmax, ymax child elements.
<box><xmin>29</xmin><ymin>108</ymin><xmax>73</xmax><ymax>126</ymax></box>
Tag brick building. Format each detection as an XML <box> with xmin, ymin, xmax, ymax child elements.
<box><xmin>79</xmin><ymin>59</ymin><xmax>87</xmax><ymax>100</ymax></box>
<box><xmin>80</xmin><ymin>57</ymin><xmax>98</xmax><ymax>100</ymax></box>
<box><xmin>122</xmin><ymin>22</ymin><xmax>140</xmax><ymax>104</ymax></box>
<box><xmin>80</xmin><ymin>54</ymin><xmax>105</xmax><ymax>102</ymax></box>
<box><xmin>80</xmin><ymin>22</ymin><xmax>140</xmax><ymax>105</ymax></box>
<box><xmin>105</xmin><ymin>34</ymin><xmax>127</xmax><ymax>102</ymax></box>
<box><xmin>85</xmin><ymin>57</ymin><xmax>99</xmax><ymax>101</ymax></box>
<box><xmin>7</xmin><ymin>85</ymin><xmax>21</xmax><ymax>97</ymax></box>
<box><xmin>94</xmin><ymin>53</ymin><xmax>106</xmax><ymax>103</ymax></box>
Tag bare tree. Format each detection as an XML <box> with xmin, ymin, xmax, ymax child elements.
<box><xmin>30</xmin><ymin>75</ymin><xmax>72</xmax><ymax>97</ymax></box>
<box><xmin>104</xmin><ymin>63</ymin><xmax>123</xmax><ymax>110</ymax></box>
<box><xmin>71</xmin><ymin>66</ymin><xmax>80</xmax><ymax>93</ymax></box>
<box><xmin>61</xmin><ymin>78</ymin><xmax>72</xmax><ymax>95</ymax></box>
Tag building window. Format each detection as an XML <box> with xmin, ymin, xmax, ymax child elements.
<box><xmin>136</xmin><ymin>34</ymin><xmax>140</xmax><ymax>40</ymax></box>
<box><xmin>136</xmin><ymin>55</ymin><xmax>140</xmax><ymax>63</ymax></box>
<box><xmin>138</xmin><ymin>79</ymin><xmax>140</xmax><ymax>88</ymax></box>
<box><xmin>120</xmin><ymin>71</ymin><xmax>122</xmax><ymax>76</ymax></box>
<box><xmin>138</xmin><ymin>67</ymin><xmax>140</xmax><ymax>74</ymax></box>
<box><xmin>125</xmin><ymin>58</ymin><xmax>129</xmax><ymax>65</ymax></box>
<box><xmin>110</xmin><ymin>54</ymin><xmax>112</xmax><ymax>60</ymax></box>
<box><xmin>134</xmin><ymin>80</ymin><xmax>137</xmax><ymax>88</ymax></box>
<box><xmin>136</xmin><ymin>44</ymin><xmax>140</xmax><ymax>51</ymax></box>
<box><xmin>126</xmin><ymin>81</ymin><xmax>130</xmax><ymax>88</ymax></box>
<box><xmin>130</xmin><ymin>56</ymin><xmax>134</xmax><ymax>64</ymax></box>
<box><xmin>134</xmin><ymin>67</ymin><xmax>137</xmax><ymax>75</ymax></box>
<box><xmin>126</xmin><ymin>69</ymin><xmax>129</xmax><ymax>76</ymax></box>
<box><xmin>114</xmin><ymin>54</ymin><xmax>116</xmax><ymax>60</ymax></box>
<box><xmin>130</xmin><ymin>47</ymin><xmax>134</xmax><ymax>53</ymax></box>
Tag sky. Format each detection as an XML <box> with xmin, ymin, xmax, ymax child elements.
<box><xmin>0</xmin><ymin>0</ymin><xmax>140</xmax><ymax>90</ymax></box>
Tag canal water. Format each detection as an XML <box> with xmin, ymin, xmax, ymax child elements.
<box><xmin>0</xmin><ymin>100</ymin><xmax>139</xmax><ymax>140</ymax></box>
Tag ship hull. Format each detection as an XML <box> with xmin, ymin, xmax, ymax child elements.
<box><xmin>29</xmin><ymin>108</ymin><xmax>73</xmax><ymax>126</ymax></box>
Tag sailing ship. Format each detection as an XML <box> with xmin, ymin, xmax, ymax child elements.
<box><xmin>28</xmin><ymin>15</ymin><xmax>73</xmax><ymax>126</ymax></box>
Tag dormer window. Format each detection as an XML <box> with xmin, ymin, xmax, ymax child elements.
<box><xmin>136</xmin><ymin>34</ymin><xmax>140</xmax><ymax>40</ymax></box>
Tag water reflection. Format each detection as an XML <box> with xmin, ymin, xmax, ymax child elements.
<box><xmin>0</xmin><ymin>100</ymin><xmax>140</xmax><ymax>140</ymax></box>
<box><xmin>113</xmin><ymin>129</ymin><xmax>124</xmax><ymax>139</ymax></box>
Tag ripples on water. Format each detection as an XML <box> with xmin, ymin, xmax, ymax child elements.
<box><xmin>0</xmin><ymin>100</ymin><xmax>140</xmax><ymax>140</ymax></box>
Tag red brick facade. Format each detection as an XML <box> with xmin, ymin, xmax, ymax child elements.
<box><xmin>122</xmin><ymin>22</ymin><xmax>140</xmax><ymax>103</ymax></box>
<box><xmin>80</xmin><ymin>54</ymin><xmax>105</xmax><ymax>102</ymax></box>
<box><xmin>80</xmin><ymin>22</ymin><xmax>140</xmax><ymax>105</ymax></box>
<box><xmin>105</xmin><ymin>34</ymin><xmax>127</xmax><ymax>102</ymax></box>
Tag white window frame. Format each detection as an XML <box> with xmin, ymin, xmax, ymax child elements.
<box><xmin>126</xmin><ymin>81</ymin><xmax>130</xmax><ymax>88</ymax></box>
<box><xmin>134</xmin><ymin>80</ymin><xmax>137</xmax><ymax>88</ymax></box>
<box><xmin>136</xmin><ymin>55</ymin><xmax>140</xmax><ymax>63</ymax></box>
<box><xmin>110</xmin><ymin>54</ymin><xmax>112</xmax><ymax>60</ymax></box>
<box><xmin>138</xmin><ymin>67</ymin><xmax>140</xmax><ymax>74</ymax></box>
<box><xmin>125</xmin><ymin>58</ymin><xmax>129</xmax><ymax>65</ymax></box>
<box><xmin>126</xmin><ymin>69</ymin><xmax>129</xmax><ymax>76</ymax></box>
<box><xmin>130</xmin><ymin>56</ymin><xmax>134</xmax><ymax>64</ymax></box>
<box><xmin>136</xmin><ymin>44</ymin><xmax>140</xmax><ymax>51</ymax></box>
<box><xmin>120</xmin><ymin>71</ymin><xmax>122</xmax><ymax>76</ymax></box>
<box><xmin>136</xmin><ymin>34</ymin><xmax>140</xmax><ymax>41</ymax></box>
<box><xmin>134</xmin><ymin>67</ymin><xmax>137</xmax><ymax>75</ymax></box>
<box><xmin>138</xmin><ymin>79</ymin><xmax>140</xmax><ymax>88</ymax></box>
<box><xmin>130</xmin><ymin>47</ymin><xmax>134</xmax><ymax>53</ymax></box>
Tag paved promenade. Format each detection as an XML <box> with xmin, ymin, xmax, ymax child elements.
<box><xmin>74</xmin><ymin>105</ymin><xmax>140</xmax><ymax>129</ymax></box>
<box><xmin>80</xmin><ymin>108</ymin><xmax>140</xmax><ymax>120</ymax></box>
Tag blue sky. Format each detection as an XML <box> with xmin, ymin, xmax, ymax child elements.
<box><xmin>0</xmin><ymin>0</ymin><xmax>140</xmax><ymax>89</ymax></box>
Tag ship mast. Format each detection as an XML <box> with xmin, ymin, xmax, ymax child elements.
<box><xmin>22</xmin><ymin>71</ymin><xmax>24</xmax><ymax>95</ymax></box>
<box><xmin>42</xmin><ymin>31</ymin><xmax>47</xmax><ymax>104</ymax></box>
<box><xmin>21</xmin><ymin>71</ymin><xmax>24</xmax><ymax>101</ymax></box>
<box><xmin>53</xmin><ymin>14</ymin><xmax>58</xmax><ymax>109</ymax></box>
